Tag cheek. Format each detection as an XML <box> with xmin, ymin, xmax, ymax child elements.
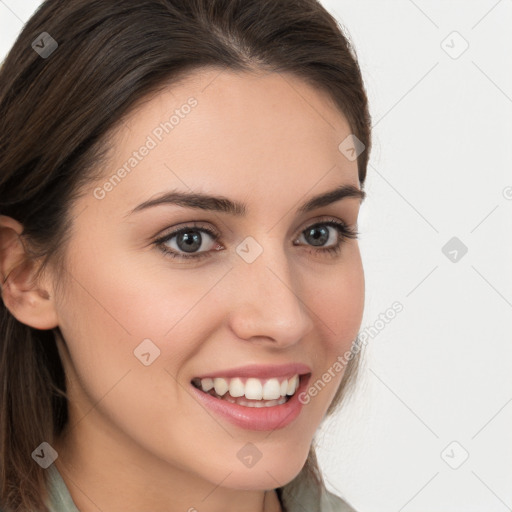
<box><xmin>56</xmin><ymin>246</ymin><xmax>232</xmax><ymax>391</ymax></box>
<box><xmin>54</xmin><ymin>253</ymin><xmax>229</xmax><ymax>456</ymax></box>
<box><xmin>307</xmin><ymin>250</ymin><xmax>364</xmax><ymax>351</ymax></box>
<box><xmin>63</xmin><ymin>242</ymin><xmax>224</xmax><ymax>338</ymax></box>
<box><xmin>291</xmin><ymin>251</ymin><xmax>364</xmax><ymax>412</ymax></box>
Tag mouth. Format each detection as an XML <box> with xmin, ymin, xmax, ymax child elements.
<box><xmin>191</xmin><ymin>373</ymin><xmax>309</xmax><ymax>408</ymax></box>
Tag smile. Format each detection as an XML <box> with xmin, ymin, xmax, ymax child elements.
<box><xmin>191</xmin><ymin>374</ymin><xmax>301</xmax><ymax>407</ymax></box>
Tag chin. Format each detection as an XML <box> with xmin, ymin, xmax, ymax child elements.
<box><xmin>217</xmin><ymin>446</ymin><xmax>309</xmax><ymax>491</ymax></box>
<box><xmin>219</xmin><ymin>466</ymin><xmax>300</xmax><ymax>491</ymax></box>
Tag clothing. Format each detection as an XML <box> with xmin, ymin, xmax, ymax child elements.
<box><xmin>279</xmin><ymin>468</ymin><xmax>357</xmax><ymax>512</ymax></box>
<box><xmin>6</xmin><ymin>463</ymin><xmax>357</xmax><ymax>511</ymax></box>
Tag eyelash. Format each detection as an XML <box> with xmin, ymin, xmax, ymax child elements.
<box><xmin>153</xmin><ymin>218</ymin><xmax>359</xmax><ymax>262</ymax></box>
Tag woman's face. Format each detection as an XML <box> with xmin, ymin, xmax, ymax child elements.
<box><xmin>50</xmin><ymin>68</ymin><xmax>365</xmax><ymax>508</ymax></box>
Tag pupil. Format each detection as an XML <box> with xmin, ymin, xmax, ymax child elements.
<box><xmin>178</xmin><ymin>231</ymin><xmax>201</xmax><ymax>252</ymax></box>
<box><xmin>306</xmin><ymin>226</ymin><xmax>328</xmax><ymax>246</ymax></box>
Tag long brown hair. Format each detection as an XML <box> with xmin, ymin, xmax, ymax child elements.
<box><xmin>0</xmin><ymin>0</ymin><xmax>371</xmax><ymax>509</ymax></box>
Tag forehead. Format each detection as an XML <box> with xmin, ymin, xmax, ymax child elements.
<box><xmin>84</xmin><ymin>68</ymin><xmax>359</xmax><ymax>216</ymax></box>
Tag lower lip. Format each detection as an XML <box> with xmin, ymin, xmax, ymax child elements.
<box><xmin>190</xmin><ymin>374</ymin><xmax>311</xmax><ymax>431</ymax></box>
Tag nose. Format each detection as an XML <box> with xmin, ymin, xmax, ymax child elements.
<box><xmin>226</xmin><ymin>240</ymin><xmax>314</xmax><ymax>348</ymax></box>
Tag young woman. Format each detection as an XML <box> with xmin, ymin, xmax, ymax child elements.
<box><xmin>0</xmin><ymin>0</ymin><xmax>372</xmax><ymax>510</ymax></box>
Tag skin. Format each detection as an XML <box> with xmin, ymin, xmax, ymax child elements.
<box><xmin>0</xmin><ymin>68</ymin><xmax>365</xmax><ymax>512</ymax></box>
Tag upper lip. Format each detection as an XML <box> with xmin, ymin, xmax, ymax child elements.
<box><xmin>193</xmin><ymin>363</ymin><xmax>312</xmax><ymax>380</ymax></box>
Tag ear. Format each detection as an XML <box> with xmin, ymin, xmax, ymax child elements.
<box><xmin>0</xmin><ymin>215</ymin><xmax>59</xmax><ymax>330</ymax></box>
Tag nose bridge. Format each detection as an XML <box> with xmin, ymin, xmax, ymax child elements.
<box><xmin>227</xmin><ymin>234</ymin><xmax>314</xmax><ymax>345</ymax></box>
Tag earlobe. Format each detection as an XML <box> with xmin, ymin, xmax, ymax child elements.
<box><xmin>0</xmin><ymin>215</ymin><xmax>59</xmax><ymax>330</ymax></box>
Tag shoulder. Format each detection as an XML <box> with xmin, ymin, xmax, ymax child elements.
<box><xmin>321</xmin><ymin>486</ymin><xmax>358</xmax><ymax>512</ymax></box>
<box><xmin>279</xmin><ymin>469</ymin><xmax>357</xmax><ymax>512</ymax></box>
<box><xmin>44</xmin><ymin>464</ymin><xmax>80</xmax><ymax>512</ymax></box>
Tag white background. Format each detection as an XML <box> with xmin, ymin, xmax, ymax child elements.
<box><xmin>1</xmin><ymin>1</ymin><xmax>511</xmax><ymax>511</ymax></box>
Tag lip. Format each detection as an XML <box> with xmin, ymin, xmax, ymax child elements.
<box><xmin>190</xmin><ymin>372</ymin><xmax>311</xmax><ymax>431</ymax></box>
<box><xmin>192</xmin><ymin>363</ymin><xmax>312</xmax><ymax>380</ymax></box>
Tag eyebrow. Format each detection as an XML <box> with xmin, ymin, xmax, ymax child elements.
<box><xmin>126</xmin><ymin>183</ymin><xmax>365</xmax><ymax>218</ymax></box>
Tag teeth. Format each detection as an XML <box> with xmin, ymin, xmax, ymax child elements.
<box><xmin>213</xmin><ymin>377</ymin><xmax>229</xmax><ymax>396</ymax></box>
<box><xmin>222</xmin><ymin>395</ymin><xmax>288</xmax><ymax>407</ymax></box>
<box><xmin>262</xmin><ymin>378</ymin><xmax>281</xmax><ymax>400</ymax></box>
<box><xmin>245</xmin><ymin>378</ymin><xmax>263</xmax><ymax>399</ymax></box>
<box><xmin>200</xmin><ymin>378</ymin><xmax>214</xmax><ymax>392</ymax></box>
<box><xmin>229</xmin><ymin>377</ymin><xmax>245</xmax><ymax>398</ymax></box>
<box><xmin>194</xmin><ymin>374</ymin><xmax>301</xmax><ymax>401</ymax></box>
<box><xmin>286</xmin><ymin>374</ymin><xmax>299</xmax><ymax>396</ymax></box>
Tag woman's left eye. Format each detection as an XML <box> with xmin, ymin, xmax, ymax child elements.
<box><xmin>153</xmin><ymin>219</ymin><xmax>358</xmax><ymax>262</ymax></box>
<box><xmin>294</xmin><ymin>220</ymin><xmax>358</xmax><ymax>257</ymax></box>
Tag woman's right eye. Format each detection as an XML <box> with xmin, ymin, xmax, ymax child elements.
<box><xmin>154</xmin><ymin>224</ymin><xmax>223</xmax><ymax>261</ymax></box>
